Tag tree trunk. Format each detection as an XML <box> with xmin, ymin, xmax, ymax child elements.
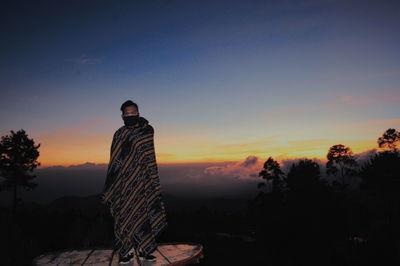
<box><xmin>13</xmin><ymin>183</ymin><xmax>17</xmax><ymax>216</ymax></box>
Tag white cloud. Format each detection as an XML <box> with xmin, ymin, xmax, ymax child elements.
<box><xmin>65</xmin><ymin>54</ymin><xmax>103</xmax><ymax>65</ymax></box>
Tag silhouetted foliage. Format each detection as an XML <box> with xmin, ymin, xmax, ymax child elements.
<box><xmin>359</xmin><ymin>150</ymin><xmax>400</xmax><ymax>194</ymax></box>
<box><xmin>0</xmin><ymin>129</ymin><xmax>41</xmax><ymax>214</ymax></box>
<box><xmin>326</xmin><ymin>144</ymin><xmax>358</xmax><ymax>192</ymax></box>
<box><xmin>377</xmin><ymin>128</ymin><xmax>400</xmax><ymax>151</ymax></box>
<box><xmin>249</xmin><ymin>156</ymin><xmax>344</xmax><ymax>265</ymax></box>
<box><xmin>258</xmin><ymin>156</ymin><xmax>286</xmax><ymax>194</ymax></box>
<box><xmin>357</xmin><ymin>147</ymin><xmax>400</xmax><ymax>264</ymax></box>
<box><xmin>286</xmin><ymin>159</ymin><xmax>332</xmax><ymax>203</ymax></box>
<box><xmin>287</xmin><ymin>159</ymin><xmax>323</xmax><ymax>193</ymax></box>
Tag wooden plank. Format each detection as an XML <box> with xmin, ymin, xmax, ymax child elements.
<box><xmin>32</xmin><ymin>243</ymin><xmax>204</xmax><ymax>266</ymax></box>
<box><xmin>157</xmin><ymin>243</ymin><xmax>202</xmax><ymax>264</ymax></box>
<box><xmin>34</xmin><ymin>249</ymin><xmax>92</xmax><ymax>265</ymax></box>
<box><xmin>83</xmin><ymin>249</ymin><xmax>112</xmax><ymax>265</ymax></box>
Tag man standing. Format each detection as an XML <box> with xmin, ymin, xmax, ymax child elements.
<box><xmin>101</xmin><ymin>100</ymin><xmax>168</xmax><ymax>264</ymax></box>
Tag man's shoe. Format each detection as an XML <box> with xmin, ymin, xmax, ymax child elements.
<box><xmin>119</xmin><ymin>252</ymin><xmax>134</xmax><ymax>264</ymax></box>
<box><xmin>138</xmin><ymin>252</ymin><xmax>157</xmax><ymax>261</ymax></box>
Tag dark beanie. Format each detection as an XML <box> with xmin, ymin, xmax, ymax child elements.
<box><xmin>120</xmin><ymin>100</ymin><xmax>139</xmax><ymax>113</ymax></box>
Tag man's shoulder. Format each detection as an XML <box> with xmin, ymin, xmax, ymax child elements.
<box><xmin>113</xmin><ymin>126</ymin><xmax>125</xmax><ymax>136</ymax></box>
<box><xmin>144</xmin><ymin>124</ymin><xmax>154</xmax><ymax>135</ymax></box>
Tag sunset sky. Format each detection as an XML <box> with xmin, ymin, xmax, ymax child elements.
<box><xmin>1</xmin><ymin>0</ymin><xmax>399</xmax><ymax>168</ymax></box>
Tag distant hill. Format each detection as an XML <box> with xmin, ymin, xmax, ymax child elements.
<box><xmin>11</xmin><ymin>192</ymin><xmax>253</xmax><ymax>214</ymax></box>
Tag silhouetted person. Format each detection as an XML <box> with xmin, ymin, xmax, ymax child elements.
<box><xmin>101</xmin><ymin>100</ymin><xmax>168</xmax><ymax>264</ymax></box>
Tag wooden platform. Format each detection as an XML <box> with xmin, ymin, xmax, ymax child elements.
<box><xmin>32</xmin><ymin>242</ymin><xmax>204</xmax><ymax>265</ymax></box>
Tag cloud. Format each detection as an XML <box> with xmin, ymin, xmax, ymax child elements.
<box><xmin>365</xmin><ymin>70</ymin><xmax>400</xmax><ymax>80</ymax></box>
<box><xmin>249</xmin><ymin>90</ymin><xmax>400</xmax><ymax>119</ymax></box>
<box><xmin>319</xmin><ymin>90</ymin><xmax>400</xmax><ymax>108</ymax></box>
<box><xmin>353</xmin><ymin>148</ymin><xmax>378</xmax><ymax>164</ymax></box>
<box><xmin>65</xmin><ymin>54</ymin><xmax>103</xmax><ymax>65</ymax></box>
<box><xmin>204</xmin><ymin>155</ymin><xmax>265</xmax><ymax>180</ymax></box>
<box><xmin>340</xmin><ymin>118</ymin><xmax>400</xmax><ymax>129</ymax></box>
<box><xmin>13</xmin><ymin>148</ymin><xmax>384</xmax><ymax>205</ymax></box>
<box><xmin>203</xmin><ymin>148</ymin><xmax>377</xmax><ymax>185</ymax></box>
<box><xmin>240</xmin><ymin>155</ymin><xmax>259</xmax><ymax>167</ymax></box>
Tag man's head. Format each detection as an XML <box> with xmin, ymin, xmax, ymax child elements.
<box><xmin>120</xmin><ymin>100</ymin><xmax>139</xmax><ymax>118</ymax></box>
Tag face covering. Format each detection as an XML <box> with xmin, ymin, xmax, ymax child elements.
<box><xmin>123</xmin><ymin>115</ymin><xmax>140</xmax><ymax>126</ymax></box>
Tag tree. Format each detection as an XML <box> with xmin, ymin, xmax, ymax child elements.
<box><xmin>359</xmin><ymin>150</ymin><xmax>400</xmax><ymax>243</ymax></box>
<box><xmin>377</xmin><ymin>128</ymin><xmax>400</xmax><ymax>151</ymax></box>
<box><xmin>326</xmin><ymin>144</ymin><xmax>358</xmax><ymax>239</ymax></box>
<box><xmin>359</xmin><ymin>150</ymin><xmax>400</xmax><ymax>194</ymax></box>
<box><xmin>258</xmin><ymin>156</ymin><xmax>285</xmax><ymax>193</ymax></box>
<box><xmin>286</xmin><ymin>159</ymin><xmax>325</xmax><ymax>196</ymax></box>
<box><xmin>326</xmin><ymin>144</ymin><xmax>358</xmax><ymax>192</ymax></box>
<box><xmin>285</xmin><ymin>158</ymin><xmax>335</xmax><ymax>253</ymax></box>
<box><xmin>0</xmin><ymin>129</ymin><xmax>41</xmax><ymax>214</ymax></box>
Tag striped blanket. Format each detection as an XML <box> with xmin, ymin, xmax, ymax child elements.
<box><xmin>101</xmin><ymin>116</ymin><xmax>168</xmax><ymax>258</ymax></box>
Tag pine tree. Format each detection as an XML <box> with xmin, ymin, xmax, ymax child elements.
<box><xmin>0</xmin><ymin>129</ymin><xmax>41</xmax><ymax>214</ymax></box>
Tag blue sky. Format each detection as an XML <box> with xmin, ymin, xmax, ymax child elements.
<box><xmin>0</xmin><ymin>0</ymin><xmax>399</xmax><ymax>166</ymax></box>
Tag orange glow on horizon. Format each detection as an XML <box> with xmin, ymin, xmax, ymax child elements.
<box><xmin>37</xmin><ymin>141</ymin><xmax>377</xmax><ymax>168</ymax></box>
<box><xmin>30</xmin><ymin>118</ymin><xmax>393</xmax><ymax>168</ymax></box>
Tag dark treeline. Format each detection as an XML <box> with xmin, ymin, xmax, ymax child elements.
<box><xmin>247</xmin><ymin>128</ymin><xmax>400</xmax><ymax>265</ymax></box>
<box><xmin>0</xmin><ymin>128</ymin><xmax>400</xmax><ymax>265</ymax></box>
